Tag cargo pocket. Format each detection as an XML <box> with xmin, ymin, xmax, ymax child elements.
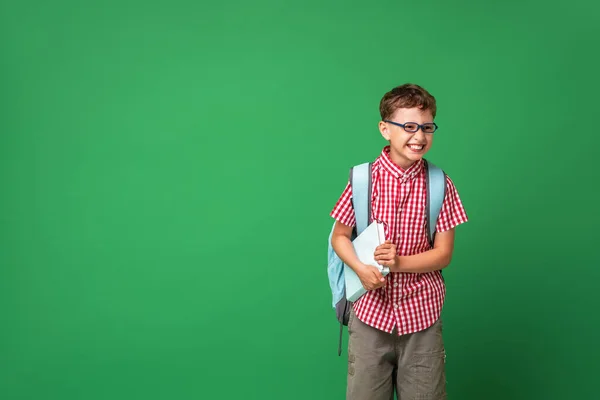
<box><xmin>410</xmin><ymin>350</ymin><xmax>447</xmax><ymax>399</ymax></box>
<box><xmin>347</xmin><ymin>309</ymin><xmax>357</xmax><ymax>377</ymax></box>
<box><xmin>347</xmin><ymin>352</ymin><xmax>356</xmax><ymax>376</ymax></box>
<box><xmin>348</xmin><ymin>306</ymin><xmax>356</xmax><ymax>333</ymax></box>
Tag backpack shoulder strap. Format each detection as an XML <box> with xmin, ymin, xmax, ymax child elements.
<box><xmin>424</xmin><ymin>159</ymin><xmax>447</xmax><ymax>247</ymax></box>
<box><xmin>350</xmin><ymin>162</ymin><xmax>372</xmax><ymax>235</ymax></box>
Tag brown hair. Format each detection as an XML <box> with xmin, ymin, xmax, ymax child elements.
<box><xmin>379</xmin><ymin>83</ymin><xmax>437</xmax><ymax>120</ymax></box>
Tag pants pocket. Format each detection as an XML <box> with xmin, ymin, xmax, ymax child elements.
<box><xmin>348</xmin><ymin>307</ymin><xmax>355</xmax><ymax>333</ymax></box>
<box><xmin>410</xmin><ymin>350</ymin><xmax>447</xmax><ymax>399</ymax></box>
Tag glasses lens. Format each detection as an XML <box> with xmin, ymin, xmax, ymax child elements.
<box><xmin>403</xmin><ymin>123</ymin><xmax>418</xmax><ymax>132</ymax></box>
<box><xmin>423</xmin><ymin>124</ymin><xmax>436</xmax><ymax>133</ymax></box>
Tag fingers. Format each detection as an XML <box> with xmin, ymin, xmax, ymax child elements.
<box><xmin>369</xmin><ymin>280</ymin><xmax>386</xmax><ymax>290</ymax></box>
<box><xmin>375</xmin><ymin>244</ymin><xmax>396</xmax><ymax>255</ymax></box>
<box><xmin>375</xmin><ymin>243</ymin><xmax>395</xmax><ymax>252</ymax></box>
<box><xmin>374</xmin><ymin>248</ymin><xmax>396</xmax><ymax>258</ymax></box>
<box><xmin>374</xmin><ymin>251</ymin><xmax>396</xmax><ymax>264</ymax></box>
<box><xmin>371</xmin><ymin>268</ymin><xmax>385</xmax><ymax>283</ymax></box>
<box><xmin>364</xmin><ymin>281</ymin><xmax>386</xmax><ymax>290</ymax></box>
<box><xmin>361</xmin><ymin>266</ymin><xmax>388</xmax><ymax>290</ymax></box>
<box><xmin>374</xmin><ymin>248</ymin><xmax>392</xmax><ymax>257</ymax></box>
<box><xmin>375</xmin><ymin>252</ymin><xmax>394</xmax><ymax>260</ymax></box>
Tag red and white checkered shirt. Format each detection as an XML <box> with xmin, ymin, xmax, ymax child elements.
<box><xmin>331</xmin><ymin>146</ymin><xmax>468</xmax><ymax>335</ymax></box>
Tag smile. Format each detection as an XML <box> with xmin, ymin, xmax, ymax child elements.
<box><xmin>408</xmin><ymin>144</ymin><xmax>424</xmax><ymax>151</ymax></box>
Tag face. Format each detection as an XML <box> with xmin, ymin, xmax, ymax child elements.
<box><xmin>379</xmin><ymin>107</ymin><xmax>435</xmax><ymax>169</ymax></box>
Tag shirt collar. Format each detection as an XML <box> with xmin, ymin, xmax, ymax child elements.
<box><xmin>378</xmin><ymin>146</ymin><xmax>424</xmax><ymax>183</ymax></box>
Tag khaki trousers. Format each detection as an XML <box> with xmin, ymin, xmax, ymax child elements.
<box><xmin>347</xmin><ymin>308</ymin><xmax>447</xmax><ymax>400</ymax></box>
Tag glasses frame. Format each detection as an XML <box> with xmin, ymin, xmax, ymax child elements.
<box><xmin>384</xmin><ymin>120</ymin><xmax>439</xmax><ymax>134</ymax></box>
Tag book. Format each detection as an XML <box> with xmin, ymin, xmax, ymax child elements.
<box><xmin>344</xmin><ymin>221</ymin><xmax>390</xmax><ymax>302</ymax></box>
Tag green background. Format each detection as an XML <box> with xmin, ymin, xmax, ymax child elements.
<box><xmin>1</xmin><ymin>0</ymin><xmax>599</xmax><ymax>399</ymax></box>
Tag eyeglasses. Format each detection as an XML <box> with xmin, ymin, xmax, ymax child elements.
<box><xmin>384</xmin><ymin>120</ymin><xmax>438</xmax><ymax>134</ymax></box>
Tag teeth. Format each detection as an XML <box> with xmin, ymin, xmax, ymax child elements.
<box><xmin>409</xmin><ymin>145</ymin><xmax>424</xmax><ymax>150</ymax></box>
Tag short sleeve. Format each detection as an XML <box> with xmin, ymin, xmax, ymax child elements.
<box><xmin>436</xmin><ymin>175</ymin><xmax>468</xmax><ymax>233</ymax></box>
<box><xmin>330</xmin><ymin>182</ymin><xmax>356</xmax><ymax>227</ymax></box>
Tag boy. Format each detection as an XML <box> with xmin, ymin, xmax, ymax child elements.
<box><xmin>330</xmin><ymin>83</ymin><xmax>468</xmax><ymax>400</ymax></box>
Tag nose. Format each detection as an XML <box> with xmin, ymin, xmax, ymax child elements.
<box><xmin>413</xmin><ymin>127</ymin><xmax>426</xmax><ymax>140</ymax></box>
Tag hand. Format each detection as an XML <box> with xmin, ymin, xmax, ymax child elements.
<box><xmin>357</xmin><ymin>264</ymin><xmax>386</xmax><ymax>291</ymax></box>
<box><xmin>374</xmin><ymin>240</ymin><xmax>399</xmax><ymax>270</ymax></box>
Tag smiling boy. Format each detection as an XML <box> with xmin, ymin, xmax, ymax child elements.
<box><xmin>330</xmin><ymin>84</ymin><xmax>468</xmax><ymax>400</ymax></box>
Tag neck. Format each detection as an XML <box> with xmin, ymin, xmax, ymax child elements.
<box><xmin>388</xmin><ymin>151</ymin><xmax>416</xmax><ymax>170</ymax></box>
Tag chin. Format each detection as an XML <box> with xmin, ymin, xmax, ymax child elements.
<box><xmin>403</xmin><ymin>152</ymin><xmax>426</xmax><ymax>161</ymax></box>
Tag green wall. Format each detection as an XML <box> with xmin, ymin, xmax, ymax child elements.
<box><xmin>1</xmin><ymin>1</ymin><xmax>599</xmax><ymax>399</ymax></box>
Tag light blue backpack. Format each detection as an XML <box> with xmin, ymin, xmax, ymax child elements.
<box><xmin>327</xmin><ymin>159</ymin><xmax>447</xmax><ymax>355</ymax></box>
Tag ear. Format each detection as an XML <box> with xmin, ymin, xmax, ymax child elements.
<box><xmin>379</xmin><ymin>121</ymin><xmax>391</xmax><ymax>141</ymax></box>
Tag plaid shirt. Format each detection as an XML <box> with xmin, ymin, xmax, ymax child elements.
<box><xmin>331</xmin><ymin>146</ymin><xmax>468</xmax><ymax>335</ymax></box>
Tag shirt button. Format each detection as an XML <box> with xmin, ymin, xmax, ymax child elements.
<box><xmin>393</xmin><ymin>283</ymin><xmax>398</xmax><ymax>288</ymax></box>
<box><xmin>393</xmin><ymin>304</ymin><xmax>399</xmax><ymax>309</ymax></box>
